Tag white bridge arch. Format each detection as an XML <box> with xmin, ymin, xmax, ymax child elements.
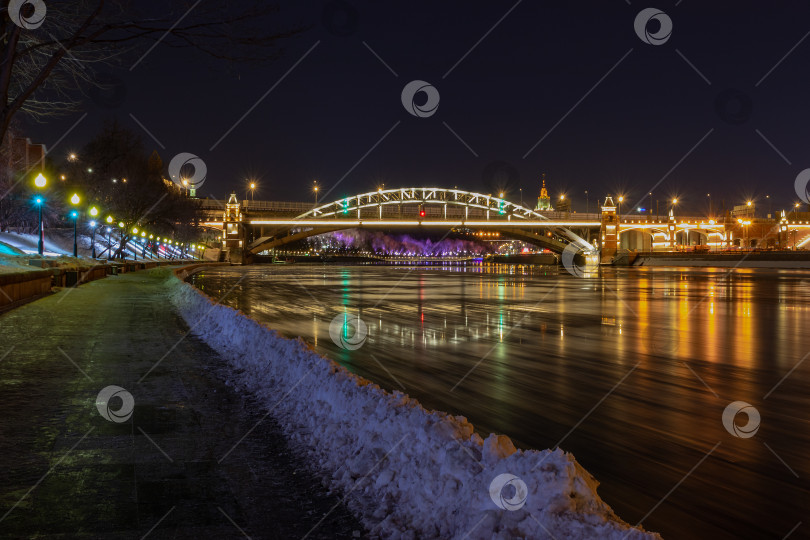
<box><xmin>247</xmin><ymin>187</ymin><xmax>598</xmax><ymax>255</ymax></box>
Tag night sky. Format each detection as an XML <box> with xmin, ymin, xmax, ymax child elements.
<box><xmin>22</xmin><ymin>1</ymin><xmax>810</xmax><ymax>215</ymax></box>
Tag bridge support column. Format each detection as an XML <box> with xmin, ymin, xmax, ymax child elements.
<box><xmin>222</xmin><ymin>192</ymin><xmax>247</xmax><ymax>263</ymax></box>
<box><xmin>779</xmin><ymin>210</ymin><xmax>789</xmax><ymax>248</ymax></box>
<box><xmin>600</xmin><ymin>196</ymin><xmax>618</xmax><ymax>263</ymax></box>
<box><xmin>668</xmin><ymin>209</ymin><xmax>676</xmax><ymax>250</ymax></box>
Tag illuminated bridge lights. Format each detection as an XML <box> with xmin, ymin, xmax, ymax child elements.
<box><xmin>246</xmin><ymin>220</ymin><xmax>602</xmax><ymax>227</ymax></box>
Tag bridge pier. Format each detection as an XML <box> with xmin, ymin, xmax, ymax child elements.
<box><xmin>223</xmin><ymin>192</ymin><xmax>247</xmax><ymax>263</ymax></box>
<box><xmin>600</xmin><ymin>196</ymin><xmax>618</xmax><ymax>264</ymax></box>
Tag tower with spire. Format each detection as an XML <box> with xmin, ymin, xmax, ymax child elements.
<box><xmin>535</xmin><ymin>174</ymin><xmax>554</xmax><ymax>211</ymax></box>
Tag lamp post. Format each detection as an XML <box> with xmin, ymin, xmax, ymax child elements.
<box><xmin>89</xmin><ymin>207</ymin><xmax>99</xmax><ymax>258</ymax></box>
<box><xmin>70</xmin><ymin>193</ymin><xmax>80</xmax><ymax>257</ymax></box>
<box><xmin>584</xmin><ymin>190</ymin><xmax>589</xmax><ymax>214</ymax></box>
<box><xmin>118</xmin><ymin>222</ymin><xmax>125</xmax><ymax>260</ymax></box>
<box><xmin>34</xmin><ymin>173</ymin><xmax>47</xmax><ymax>255</ymax></box>
<box><xmin>249</xmin><ymin>182</ymin><xmax>256</xmax><ymax>202</ymax></box>
<box><xmin>131</xmin><ymin>227</ymin><xmax>139</xmax><ymax>260</ymax></box>
<box><xmin>105</xmin><ymin>216</ymin><xmax>114</xmax><ymax>259</ymax></box>
<box><xmin>313</xmin><ymin>181</ymin><xmax>319</xmax><ymax>207</ymax></box>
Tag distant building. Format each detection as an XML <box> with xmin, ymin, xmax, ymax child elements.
<box><xmin>535</xmin><ymin>174</ymin><xmax>554</xmax><ymax>211</ymax></box>
<box><xmin>7</xmin><ymin>137</ymin><xmax>46</xmax><ymax>174</ymax></box>
<box><xmin>731</xmin><ymin>203</ymin><xmax>755</xmax><ymax>219</ymax></box>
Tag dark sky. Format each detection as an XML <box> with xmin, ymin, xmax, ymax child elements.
<box><xmin>23</xmin><ymin>1</ymin><xmax>810</xmax><ymax>215</ymax></box>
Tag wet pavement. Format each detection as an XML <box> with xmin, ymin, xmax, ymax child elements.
<box><xmin>190</xmin><ymin>263</ymin><xmax>810</xmax><ymax>540</ymax></box>
<box><xmin>0</xmin><ymin>269</ymin><xmax>363</xmax><ymax>539</ymax></box>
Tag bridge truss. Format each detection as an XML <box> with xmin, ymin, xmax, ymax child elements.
<box><xmin>247</xmin><ymin>188</ymin><xmax>597</xmax><ymax>255</ymax></box>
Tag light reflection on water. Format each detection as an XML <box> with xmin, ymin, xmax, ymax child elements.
<box><xmin>189</xmin><ymin>264</ymin><xmax>810</xmax><ymax>540</ymax></box>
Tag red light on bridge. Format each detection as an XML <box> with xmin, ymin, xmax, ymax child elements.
<box><xmin>419</xmin><ymin>205</ymin><xmax>425</xmax><ymax>218</ymax></box>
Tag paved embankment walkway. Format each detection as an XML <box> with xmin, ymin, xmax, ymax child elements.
<box><xmin>0</xmin><ymin>269</ymin><xmax>363</xmax><ymax>539</ymax></box>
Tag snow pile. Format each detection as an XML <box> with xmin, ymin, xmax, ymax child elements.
<box><xmin>170</xmin><ymin>278</ymin><xmax>662</xmax><ymax>540</ymax></box>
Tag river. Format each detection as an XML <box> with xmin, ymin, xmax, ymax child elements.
<box><xmin>188</xmin><ymin>263</ymin><xmax>810</xmax><ymax>539</ymax></box>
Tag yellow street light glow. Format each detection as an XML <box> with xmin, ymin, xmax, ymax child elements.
<box><xmin>141</xmin><ymin>232</ymin><xmax>146</xmax><ymax>237</ymax></box>
<box><xmin>118</xmin><ymin>222</ymin><xmax>125</xmax><ymax>228</ymax></box>
<box><xmin>182</xmin><ymin>179</ymin><xmax>189</xmax><ymax>187</ymax></box>
<box><xmin>70</xmin><ymin>193</ymin><xmax>80</xmax><ymax>205</ymax></box>
<box><xmin>106</xmin><ymin>216</ymin><xmax>113</xmax><ymax>223</ymax></box>
<box><xmin>60</xmin><ymin>174</ymin><xmax>66</xmax><ymax>180</ymax></box>
<box><xmin>68</xmin><ymin>153</ymin><xmax>77</xmax><ymax>161</ymax></box>
<box><xmin>560</xmin><ymin>194</ymin><xmax>565</xmax><ymax>200</ymax></box>
<box><xmin>672</xmin><ymin>198</ymin><xmax>678</xmax><ymax>204</ymax></box>
<box><xmin>132</xmin><ymin>227</ymin><xmax>139</xmax><ymax>234</ymax></box>
<box><xmin>34</xmin><ymin>173</ymin><xmax>47</xmax><ymax>188</ymax></box>
<box><xmin>89</xmin><ymin>206</ymin><xmax>99</xmax><ymax>217</ymax></box>
<box><xmin>747</xmin><ymin>200</ymin><xmax>752</xmax><ymax>206</ymax></box>
<box><xmin>250</xmin><ymin>182</ymin><xmax>256</xmax><ymax>189</ymax></box>
<box><xmin>149</xmin><ymin>234</ymin><xmax>153</xmax><ymax>239</ymax></box>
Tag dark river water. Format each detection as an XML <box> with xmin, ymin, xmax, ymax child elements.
<box><xmin>189</xmin><ymin>264</ymin><xmax>810</xmax><ymax>540</ymax></box>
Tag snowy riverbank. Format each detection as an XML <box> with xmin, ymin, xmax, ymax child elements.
<box><xmin>170</xmin><ymin>275</ymin><xmax>661</xmax><ymax>539</ymax></box>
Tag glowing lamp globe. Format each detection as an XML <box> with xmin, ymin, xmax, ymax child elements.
<box><xmin>34</xmin><ymin>173</ymin><xmax>47</xmax><ymax>188</ymax></box>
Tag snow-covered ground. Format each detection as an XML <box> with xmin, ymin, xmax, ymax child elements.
<box><xmin>0</xmin><ymin>230</ymin><xmax>187</xmax><ymax>269</ymax></box>
<box><xmin>169</xmin><ymin>275</ymin><xmax>661</xmax><ymax>539</ymax></box>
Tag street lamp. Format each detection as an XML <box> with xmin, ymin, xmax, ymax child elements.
<box><xmin>70</xmin><ymin>193</ymin><xmax>80</xmax><ymax>257</ymax></box>
<box><xmin>33</xmin><ymin>173</ymin><xmax>47</xmax><ymax>255</ymax></box>
<box><xmin>89</xmin><ymin>206</ymin><xmax>99</xmax><ymax>258</ymax></box>
<box><xmin>105</xmin><ymin>216</ymin><xmax>114</xmax><ymax>258</ymax></box>
<box><xmin>618</xmin><ymin>195</ymin><xmax>624</xmax><ymax>217</ymax></box>
<box><xmin>313</xmin><ymin>181</ymin><xmax>319</xmax><ymax>206</ymax></box>
<box><xmin>249</xmin><ymin>181</ymin><xmax>256</xmax><ymax>201</ymax></box>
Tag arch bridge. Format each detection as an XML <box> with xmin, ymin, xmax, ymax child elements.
<box><xmin>221</xmin><ymin>188</ymin><xmax>600</xmax><ymax>261</ymax></box>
